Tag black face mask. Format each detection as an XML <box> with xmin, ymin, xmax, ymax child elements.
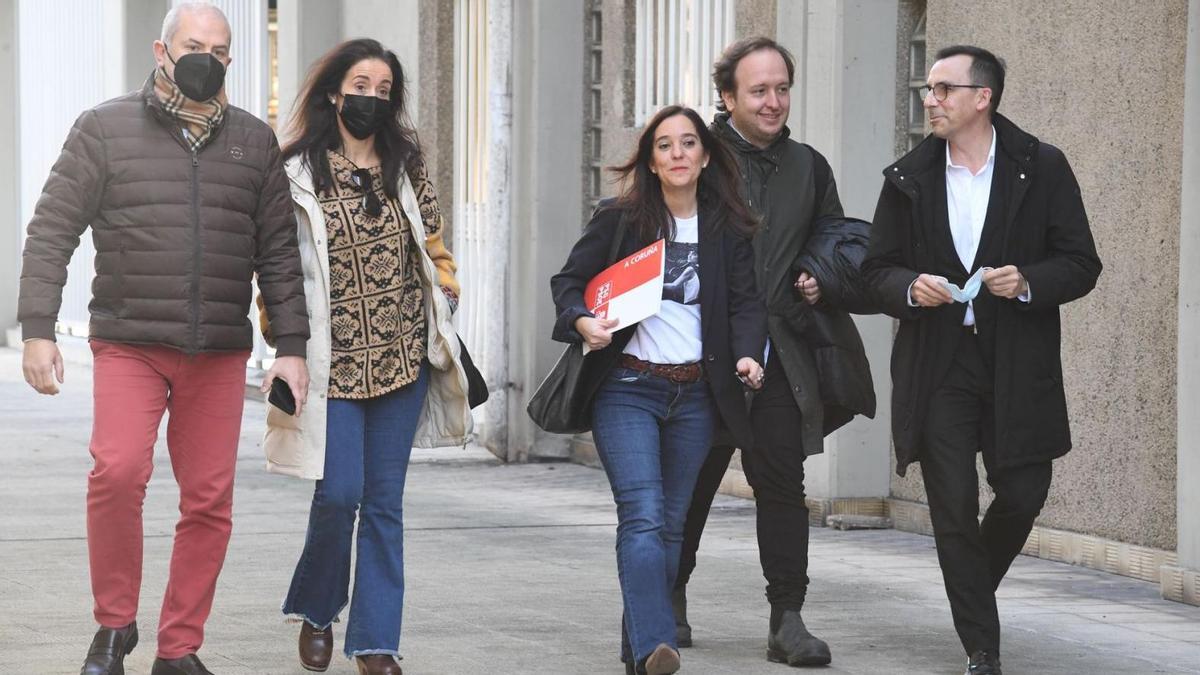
<box><xmin>166</xmin><ymin>49</ymin><xmax>226</xmax><ymax>102</ymax></box>
<box><xmin>337</xmin><ymin>94</ymin><xmax>391</xmax><ymax>140</ymax></box>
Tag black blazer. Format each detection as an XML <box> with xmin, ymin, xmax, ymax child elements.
<box><xmin>550</xmin><ymin>204</ymin><xmax>767</xmax><ymax>450</ymax></box>
<box><xmin>863</xmin><ymin>114</ymin><xmax>1102</xmax><ymax>476</ymax></box>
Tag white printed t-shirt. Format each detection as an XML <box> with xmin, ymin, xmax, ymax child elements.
<box><xmin>623</xmin><ymin>214</ymin><xmax>702</xmax><ymax>364</ymax></box>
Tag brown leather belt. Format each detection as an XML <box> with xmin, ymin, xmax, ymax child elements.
<box><xmin>618</xmin><ymin>354</ymin><xmax>705</xmax><ymax>384</ymax></box>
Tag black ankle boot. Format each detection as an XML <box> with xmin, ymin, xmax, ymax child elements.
<box><xmin>80</xmin><ymin>622</ymin><xmax>138</xmax><ymax>675</ymax></box>
<box><xmin>150</xmin><ymin>654</ymin><xmax>214</xmax><ymax>675</ymax></box>
<box><xmin>766</xmin><ymin>608</ymin><xmax>831</xmax><ymax>666</ymax></box>
<box><xmin>671</xmin><ymin>586</ymin><xmax>692</xmax><ymax>648</ymax></box>
<box><xmin>966</xmin><ymin>650</ymin><xmax>1002</xmax><ymax>675</ymax></box>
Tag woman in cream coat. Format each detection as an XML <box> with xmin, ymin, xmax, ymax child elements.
<box><xmin>259</xmin><ymin>39</ymin><xmax>471</xmax><ymax>675</ymax></box>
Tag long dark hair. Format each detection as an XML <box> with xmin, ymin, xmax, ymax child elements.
<box><xmin>282</xmin><ymin>38</ymin><xmax>421</xmax><ymax>199</ymax></box>
<box><xmin>609</xmin><ymin>105</ymin><xmax>756</xmax><ymax>243</ymax></box>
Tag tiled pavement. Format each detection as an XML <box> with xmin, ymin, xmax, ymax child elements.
<box><xmin>1</xmin><ymin>347</ymin><xmax>1197</xmax><ymax>674</ymax></box>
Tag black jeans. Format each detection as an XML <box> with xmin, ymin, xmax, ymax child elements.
<box><xmin>921</xmin><ymin>329</ymin><xmax>1052</xmax><ymax>655</ymax></box>
<box><xmin>676</xmin><ymin>352</ymin><xmax>811</xmax><ymax>611</ymax></box>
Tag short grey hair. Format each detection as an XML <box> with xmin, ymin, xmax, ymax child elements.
<box><xmin>161</xmin><ymin>1</ymin><xmax>231</xmax><ymax>46</ymax></box>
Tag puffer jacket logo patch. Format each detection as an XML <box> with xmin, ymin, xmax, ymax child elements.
<box><xmin>230</xmin><ymin>145</ymin><xmax>245</xmax><ymax>160</ymax></box>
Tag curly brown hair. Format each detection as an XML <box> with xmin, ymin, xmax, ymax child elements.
<box><xmin>712</xmin><ymin>37</ymin><xmax>796</xmax><ymax>112</ymax></box>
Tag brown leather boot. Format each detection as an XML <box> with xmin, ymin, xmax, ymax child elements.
<box><xmin>298</xmin><ymin>622</ymin><xmax>334</xmax><ymax>672</ymax></box>
<box><xmin>355</xmin><ymin>655</ymin><xmax>403</xmax><ymax>675</ymax></box>
<box><xmin>644</xmin><ymin>643</ymin><xmax>680</xmax><ymax>675</ymax></box>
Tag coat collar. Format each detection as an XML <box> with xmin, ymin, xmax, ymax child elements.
<box><xmin>884</xmin><ymin>114</ymin><xmax>1040</xmax><ymax>270</ymax></box>
<box><xmin>694</xmin><ymin>202</ymin><xmax>720</xmax><ymax>343</ymax></box>
<box><xmin>883</xmin><ymin>113</ymin><xmax>1039</xmax><ymax>193</ymax></box>
<box><xmin>711</xmin><ymin>112</ymin><xmax>791</xmax><ymax>164</ymax></box>
<box><xmin>140</xmin><ymin>71</ymin><xmax>163</xmax><ymax>112</ymax></box>
<box><xmin>285</xmin><ymin>155</ymin><xmax>317</xmax><ymax>197</ymax></box>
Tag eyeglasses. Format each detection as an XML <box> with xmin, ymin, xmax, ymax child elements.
<box><xmin>919</xmin><ymin>82</ymin><xmax>986</xmax><ymax>102</ymax></box>
<box><xmin>350</xmin><ymin>168</ymin><xmax>383</xmax><ymax>218</ymax></box>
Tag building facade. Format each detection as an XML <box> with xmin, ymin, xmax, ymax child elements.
<box><xmin>1</xmin><ymin>0</ymin><xmax>1197</xmax><ymax>606</ymax></box>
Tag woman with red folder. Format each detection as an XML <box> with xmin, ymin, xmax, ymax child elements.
<box><xmin>550</xmin><ymin>106</ymin><xmax>767</xmax><ymax>674</ymax></box>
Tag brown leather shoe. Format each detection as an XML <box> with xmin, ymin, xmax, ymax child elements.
<box><xmin>643</xmin><ymin>643</ymin><xmax>680</xmax><ymax>675</ymax></box>
<box><xmin>80</xmin><ymin>622</ymin><xmax>138</xmax><ymax>675</ymax></box>
<box><xmin>299</xmin><ymin>622</ymin><xmax>333</xmax><ymax>672</ymax></box>
<box><xmin>355</xmin><ymin>654</ymin><xmax>403</xmax><ymax>675</ymax></box>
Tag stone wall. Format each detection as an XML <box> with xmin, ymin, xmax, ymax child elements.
<box><xmin>890</xmin><ymin>0</ymin><xmax>1190</xmax><ymax>551</ymax></box>
<box><xmin>418</xmin><ymin>0</ymin><xmax>456</xmax><ymax>238</ymax></box>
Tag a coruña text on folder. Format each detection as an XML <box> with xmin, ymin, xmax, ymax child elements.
<box><xmin>581</xmin><ymin>239</ymin><xmax>666</xmax><ymax>354</ymax></box>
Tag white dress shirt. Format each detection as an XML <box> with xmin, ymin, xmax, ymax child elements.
<box><xmin>906</xmin><ymin>127</ymin><xmax>1029</xmax><ymax>322</ymax></box>
<box><xmin>946</xmin><ymin>127</ymin><xmax>997</xmax><ymax>326</ymax></box>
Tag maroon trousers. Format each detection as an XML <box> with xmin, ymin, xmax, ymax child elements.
<box><xmin>87</xmin><ymin>340</ymin><xmax>248</xmax><ymax>659</ymax></box>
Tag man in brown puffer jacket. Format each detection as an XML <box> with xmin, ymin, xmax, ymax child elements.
<box><xmin>16</xmin><ymin>4</ymin><xmax>309</xmax><ymax>674</ymax></box>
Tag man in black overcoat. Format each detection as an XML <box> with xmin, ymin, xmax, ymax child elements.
<box><xmin>862</xmin><ymin>45</ymin><xmax>1102</xmax><ymax>675</ymax></box>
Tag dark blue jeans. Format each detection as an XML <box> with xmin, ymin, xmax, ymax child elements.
<box><xmin>591</xmin><ymin>365</ymin><xmax>716</xmax><ymax>664</ymax></box>
<box><xmin>282</xmin><ymin>366</ymin><xmax>429</xmax><ymax>658</ymax></box>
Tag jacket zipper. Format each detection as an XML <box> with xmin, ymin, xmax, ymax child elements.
<box><xmin>189</xmin><ymin>150</ymin><xmax>201</xmax><ymax>353</ymax></box>
<box><xmin>146</xmin><ymin>95</ymin><xmax>216</xmax><ymax>354</ymax></box>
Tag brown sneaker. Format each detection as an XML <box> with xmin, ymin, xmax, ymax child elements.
<box><xmin>644</xmin><ymin>643</ymin><xmax>680</xmax><ymax>675</ymax></box>
<box><xmin>298</xmin><ymin>622</ymin><xmax>333</xmax><ymax>672</ymax></box>
<box><xmin>355</xmin><ymin>655</ymin><xmax>403</xmax><ymax>675</ymax></box>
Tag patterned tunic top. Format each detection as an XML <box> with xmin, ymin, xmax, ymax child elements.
<box><xmin>322</xmin><ymin>151</ymin><xmax>426</xmax><ymax>399</ymax></box>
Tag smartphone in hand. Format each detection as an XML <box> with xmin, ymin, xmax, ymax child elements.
<box><xmin>268</xmin><ymin>377</ymin><xmax>297</xmax><ymax>416</ymax></box>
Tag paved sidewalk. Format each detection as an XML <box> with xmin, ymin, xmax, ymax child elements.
<box><xmin>1</xmin><ymin>346</ymin><xmax>1198</xmax><ymax>674</ymax></box>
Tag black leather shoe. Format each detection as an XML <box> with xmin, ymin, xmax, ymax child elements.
<box><xmin>150</xmin><ymin>654</ymin><xmax>214</xmax><ymax>675</ymax></box>
<box><xmin>299</xmin><ymin>622</ymin><xmax>333</xmax><ymax>672</ymax></box>
<box><xmin>965</xmin><ymin>650</ymin><xmax>1002</xmax><ymax>675</ymax></box>
<box><xmin>766</xmin><ymin>609</ymin><xmax>832</xmax><ymax>666</ymax></box>
<box><xmin>671</xmin><ymin>586</ymin><xmax>692</xmax><ymax>648</ymax></box>
<box><xmin>80</xmin><ymin>622</ymin><xmax>138</xmax><ymax>675</ymax></box>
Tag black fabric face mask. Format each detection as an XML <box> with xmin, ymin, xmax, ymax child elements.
<box><xmin>337</xmin><ymin>94</ymin><xmax>391</xmax><ymax>140</ymax></box>
<box><xmin>166</xmin><ymin>49</ymin><xmax>226</xmax><ymax>102</ymax></box>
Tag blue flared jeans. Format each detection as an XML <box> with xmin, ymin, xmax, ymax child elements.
<box><xmin>591</xmin><ymin>365</ymin><xmax>716</xmax><ymax>664</ymax></box>
<box><xmin>282</xmin><ymin>366</ymin><xmax>429</xmax><ymax>658</ymax></box>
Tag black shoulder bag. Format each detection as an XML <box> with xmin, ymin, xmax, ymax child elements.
<box><xmin>526</xmin><ymin>215</ymin><xmax>629</xmax><ymax>434</ymax></box>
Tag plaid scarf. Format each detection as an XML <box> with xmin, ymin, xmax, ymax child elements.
<box><xmin>152</xmin><ymin>67</ymin><xmax>227</xmax><ymax>152</ymax></box>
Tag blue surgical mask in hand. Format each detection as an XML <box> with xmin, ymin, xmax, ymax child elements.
<box><xmin>937</xmin><ymin>267</ymin><xmax>990</xmax><ymax>303</ymax></box>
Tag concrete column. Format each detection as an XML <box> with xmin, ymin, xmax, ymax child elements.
<box><xmin>17</xmin><ymin>0</ymin><xmax>115</xmax><ymax>335</ymax></box>
<box><xmin>478</xmin><ymin>0</ymin><xmax>514</xmax><ymax>456</ymax></box>
<box><xmin>776</xmin><ymin>0</ymin><xmax>897</xmax><ymax>505</ymax></box>
<box><xmin>123</xmin><ymin>0</ymin><xmax>168</xmax><ymax>91</ymax></box>
<box><xmin>341</xmin><ymin>0</ymin><xmax>420</xmax><ymax>124</ymax></box>
<box><xmin>275</xmin><ymin>0</ymin><xmax>342</xmax><ymax>133</ymax></box>
<box><xmin>0</xmin><ymin>0</ymin><xmax>18</xmax><ymax>343</ymax></box>
<box><xmin>1165</xmin><ymin>0</ymin><xmax>1200</xmax><ymax>606</ymax></box>
<box><xmin>735</xmin><ymin>0</ymin><xmax>776</xmax><ymax>40</ymax></box>
<box><xmin>100</xmin><ymin>0</ymin><xmax>126</xmax><ymax>97</ymax></box>
<box><xmin>507</xmin><ymin>0</ymin><xmax>584</xmax><ymax>461</ymax></box>
<box><xmin>417</xmin><ymin>0</ymin><xmax>456</xmax><ymax>236</ymax></box>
